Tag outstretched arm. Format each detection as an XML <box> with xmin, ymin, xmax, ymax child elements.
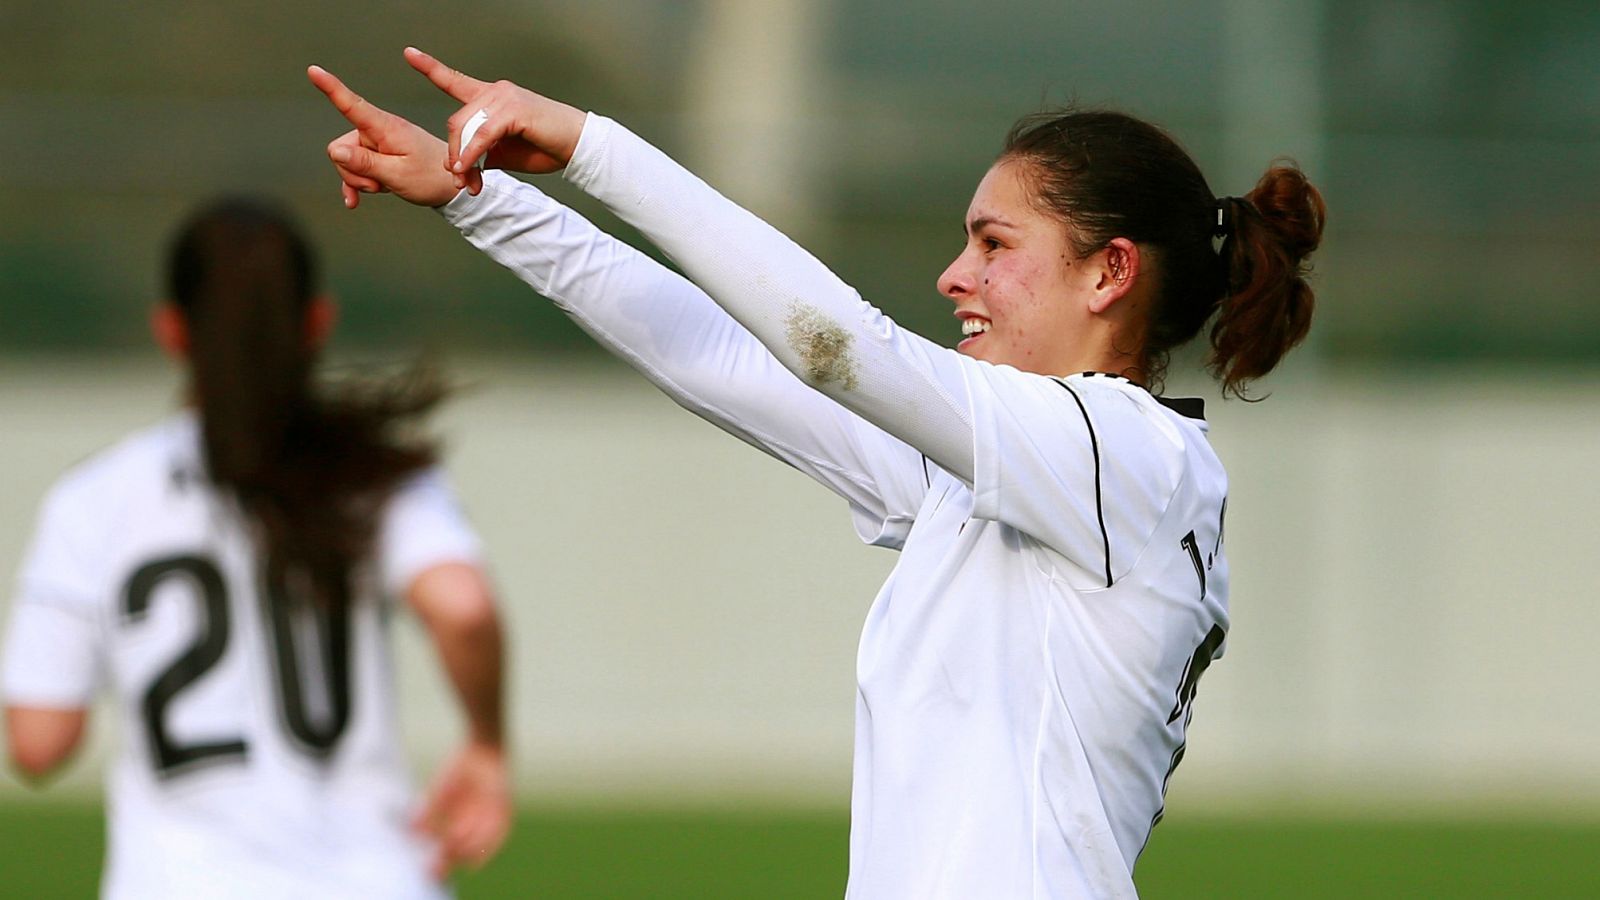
<box><xmin>399</xmin><ymin>52</ymin><xmax>977</xmax><ymax>480</ymax></box>
<box><xmin>307</xmin><ymin>60</ymin><xmax>932</xmax><ymax>538</ymax></box>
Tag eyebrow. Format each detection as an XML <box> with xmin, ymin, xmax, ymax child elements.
<box><xmin>965</xmin><ymin>215</ymin><xmax>1019</xmax><ymax>235</ymax></box>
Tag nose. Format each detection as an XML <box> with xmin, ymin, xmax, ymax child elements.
<box><xmin>938</xmin><ymin>248</ymin><xmax>975</xmax><ymax>301</ymax></box>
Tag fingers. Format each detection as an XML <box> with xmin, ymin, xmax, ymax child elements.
<box><xmin>307</xmin><ymin>65</ymin><xmax>391</xmax><ymax>133</ymax></box>
<box><xmin>325</xmin><ymin>132</ymin><xmax>381</xmax><ymax>209</ymax></box>
<box><xmin>403</xmin><ymin>46</ymin><xmax>487</xmax><ymax>103</ymax></box>
<box><xmin>430</xmin><ymin>806</ymin><xmax>506</xmax><ymax>878</ymax></box>
<box><xmin>327</xmin><ymin>132</ymin><xmax>383</xmax><ymax>189</ymax></box>
<box><xmin>328</xmin><ymin>144</ymin><xmax>390</xmax><ymax>199</ymax></box>
<box><xmin>449</xmin><ymin>107</ymin><xmax>514</xmax><ymax>179</ymax></box>
<box><xmin>313</xmin><ymin>63</ymin><xmax>462</xmax><ymax>208</ymax></box>
<box><xmin>326</xmin><ymin>134</ymin><xmax>407</xmax><ymax>204</ymax></box>
<box><xmin>428</xmin><ymin>845</ymin><xmax>454</xmax><ymax>882</ymax></box>
<box><xmin>411</xmin><ymin>754</ymin><xmax>510</xmax><ymax>880</ymax></box>
<box><xmin>451</xmin><ymin>165</ymin><xmax>484</xmax><ymax>196</ymax></box>
<box><xmin>446</xmin><ymin>812</ymin><xmax>485</xmax><ymax>862</ymax></box>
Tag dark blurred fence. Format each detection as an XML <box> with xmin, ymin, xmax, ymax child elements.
<box><xmin>3</xmin><ymin>0</ymin><xmax>1597</xmax><ymax>362</ymax></box>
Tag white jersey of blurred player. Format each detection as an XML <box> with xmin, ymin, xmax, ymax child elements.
<box><xmin>433</xmin><ymin>116</ymin><xmax>1232</xmax><ymax>899</ymax></box>
<box><xmin>2</xmin><ymin>412</ymin><xmax>481</xmax><ymax>900</ymax></box>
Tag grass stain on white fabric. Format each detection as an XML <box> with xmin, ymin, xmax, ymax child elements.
<box><xmin>785</xmin><ymin>305</ymin><xmax>857</xmax><ymax>391</ymax></box>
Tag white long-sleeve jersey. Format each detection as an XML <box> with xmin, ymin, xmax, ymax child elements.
<box><xmin>439</xmin><ymin>116</ymin><xmax>1229</xmax><ymax>899</ymax></box>
<box><xmin>2</xmin><ymin>413</ymin><xmax>481</xmax><ymax>900</ymax></box>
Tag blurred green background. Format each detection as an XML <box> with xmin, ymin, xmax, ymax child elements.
<box><xmin>4</xmin><ymin>1</ymin><xmax>1600</xmax><ymax>898</ymax></box>
<box><xmin>5</xmin><ymin>0</ymin><xmax>1599</xmax><ymax>361</ymax></box>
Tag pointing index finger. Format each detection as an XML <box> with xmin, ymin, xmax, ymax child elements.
<box><xmin>404</xmin><ymin>46</ymin><xmax>486</xmax><ymax>102</ymax></box>
<box><xmin>307</xmin><ymin>65</ymin><xmax>390</xmax><ymax>131</ymax></box>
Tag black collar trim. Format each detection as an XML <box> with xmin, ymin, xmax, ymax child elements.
<box><xmin>1073</xmin><ymin>372</ymin><xmax>1206</xmax><ymax>421</ymax></box>
<box><xmin>1154</xmin><ymin>396</ymin><xmax>1206</xmax><ymax>421</ymax></box>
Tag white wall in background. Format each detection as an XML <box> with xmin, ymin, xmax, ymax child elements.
<box><xmin>2</xmin><ymin>359</ymin><xmax>1595</xmax><ymax>813</ymax></box>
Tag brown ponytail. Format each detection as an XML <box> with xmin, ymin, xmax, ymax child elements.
<box><xmin>167</xmin><ymin>198</ymin><xmax>446</xmax><ymax>609</ymax></box>
<box><xmin>1209</xmin><ymin>165</ymin><xmax>1325</xmax><ymax>398</ymax></box>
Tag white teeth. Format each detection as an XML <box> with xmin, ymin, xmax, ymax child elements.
<box><xmin>962</xmin><ymin>318</ymin><xmax>991</xmax><ymax>336</ymax></box>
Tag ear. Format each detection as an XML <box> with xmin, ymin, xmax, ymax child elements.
<box><xmin>150</xmin><ymin>303</ymin><xmax>190</xmax><ymax>359</ymax></box>
<box><xmin>305</xmin><ymin>294</ymin><xmax>339</xmax><ymax>349</ymax></box>
<box><xmin>1087</xmin><ymin>238</ymin><xmax>1141</xmax><ymax>315</ymax></box>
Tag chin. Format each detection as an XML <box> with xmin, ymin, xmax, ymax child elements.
<box><xmin>956</xmin><ymin>337</ymin><xmax>990</xmax><ymax>362</ymax></box>
<box><xmin>968</xmin><ymin>347</ymin><xmax>1007</xmax><ymax>367</ymax></box>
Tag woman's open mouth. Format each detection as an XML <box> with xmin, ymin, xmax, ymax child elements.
<box><xmin>958</xmin><ymin>316</ymin><xmax>991</xmax><ymax>350</ymax></box>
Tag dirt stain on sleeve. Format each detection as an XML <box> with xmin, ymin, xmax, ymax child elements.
<box><xmin>785</xmin><ymin>304</ymin><xmax>858</xmax><ymax>391</ymax></box>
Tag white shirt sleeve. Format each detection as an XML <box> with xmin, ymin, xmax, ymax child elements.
<box><xmin>563</xmin><ymin>115</ymin><xmax>978</xmax><ymax>482</ymax></box>
<box><xmin>375</xmin><ymin>469</ymin><xmax>486</xmax><ymax>598</ymax></box>
<box><xmin>438</xmin><ymin>170</ymin><xmax>930</xmax><ymax>547</ymax></box>
<box><xmin>3</xmin><ymin>484</ymin><xmax>105</xmax><ymax>707</ymax></box>
<box><xmin>561</xmin><ymin>115</ymin><xmax>1187</xmax><ymax>576</ymax></box>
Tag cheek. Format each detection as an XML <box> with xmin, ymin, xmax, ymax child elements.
<box><xmin>988</xmin><ymin>257</ymin><xmax>1052</xmax><ymax>316</ymax></box>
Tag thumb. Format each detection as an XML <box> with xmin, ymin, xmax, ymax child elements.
<box><xmin>328</xmin><ymin>144</ymin><xmax>405</xmax><ymax>196</ymax></box>
<box><xmin>329</xmin><ymin>142</ymin><xmax>385</xmax><ymax>177</ymax></box>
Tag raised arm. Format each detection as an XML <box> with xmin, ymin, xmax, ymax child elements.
<box><xmin>401</xmin><ymin>58</ymin><xmax>1203</xmax><ymax>585</ymax></box>
<box><xmin>403</xmin><ymin>51</ymin><xmax>977</xmax><ymax>480</ymax></box>
<box><xmin>308</xmin><ymin>59</ymin><xmax>933</xmax><ymax>540</ymax></box>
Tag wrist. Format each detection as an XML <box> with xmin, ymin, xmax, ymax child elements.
<box><xmin>563</xmin><ymin>112</ymin><xmax>609</xmax><ymax>189</ymax></box>
<box><xmin>438</xmin><ymin>177</ymin><xmax>489</xmax><ymax>222</ymax></box>
<box><xmin>467</xmin><ymin>730</ymin><xmax>505</xmax><ymax>754</ymax></box>
<box><xmin>552</xmin><ymin>102</ymin><xmax>586</xmax><ymax>166</ymax></box>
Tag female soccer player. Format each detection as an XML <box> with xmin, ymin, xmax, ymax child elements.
<box><xmin>2</xmin><ymin>198</ymin><xmax>511</xmax><ymax>898</ymax></box>
<box><xmin>309</xmin><ymin>48</ymin><xmax>1323</xmax><ymax>899</ymax></box>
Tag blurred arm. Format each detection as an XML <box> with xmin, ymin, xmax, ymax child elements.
<box><xmin>3</xmin><ymin>487</ymin><xmax>104</xmax><ymax>786</ymax></box>
<box><xmin>405</xmin><ymin>561</ymin><xmax>511</xmax><ymax>878</ymax></box>
<box><xmin>407</xmin><ymin>562</ymin><xmax>504</xmax><ymax>748</ymax></box>
<box><xmin>5</xmin><ymin>706</ymin><xmax>87</xmax><ymax>784</ymax></box>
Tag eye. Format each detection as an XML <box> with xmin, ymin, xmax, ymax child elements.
<box><xmin>982</xmin><ymin>237</ymin><xmax>1002</xmax><ymax>252</ymax></box>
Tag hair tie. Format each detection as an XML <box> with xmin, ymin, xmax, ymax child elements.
<box><xmin>1212</xmin><ymin>198</ymin><xmax>1234</xmax><ymax>239</ymax></box>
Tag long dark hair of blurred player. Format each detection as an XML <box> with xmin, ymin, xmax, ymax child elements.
<box><xmin>170</xmin><ymin>199</ymin><xmax>440</xmax><ymax>611</ymax></box>
<box><xmin>3</xmin><ymin>198</ymin><xmax>512</xmax><ymax>898</ymax></box>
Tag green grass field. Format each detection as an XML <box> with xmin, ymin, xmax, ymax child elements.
<box><xmin>4</xmin><ymin>802</ymin><xmax>1597</xmax><ymax>898</ymax></box>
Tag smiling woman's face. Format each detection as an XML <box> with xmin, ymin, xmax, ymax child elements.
<box><xmin>936</xmin><ymin>159</ymin><xmax>1103</xmax><ymax>375</ymax></box>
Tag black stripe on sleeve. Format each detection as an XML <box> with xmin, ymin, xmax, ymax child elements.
<box><xmin>1055</xmin><ymin>379</ymin><xmax>1112</xmax><ymax>588</ymax></box>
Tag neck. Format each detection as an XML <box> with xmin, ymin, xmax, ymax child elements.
<box><xmin>1042</xmin><ymin>321</ymin><xmax>1145</xmax><ymax>384</ymax></box>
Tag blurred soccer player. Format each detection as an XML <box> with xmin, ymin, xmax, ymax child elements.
<box><xmin>310</xmin><ymin>48</ymin><xmax>1323</xmax><ymax>899</ymax></box>
<box><xmin>2</xmin><ymin>198</ymin><xmax>511</xmax><ymax>898</ymax></box>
